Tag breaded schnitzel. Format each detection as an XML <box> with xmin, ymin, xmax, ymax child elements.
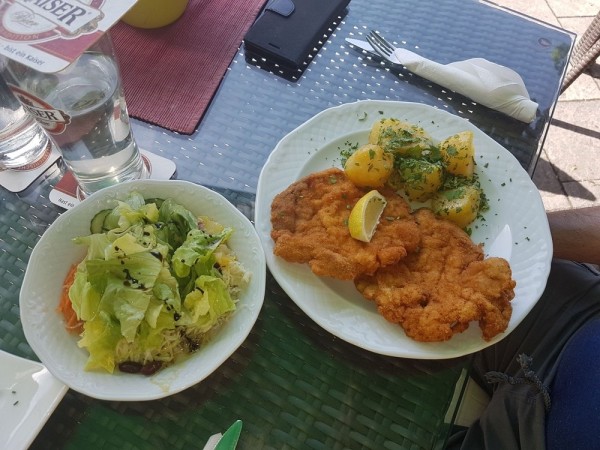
<box><xmin>271</xmin><ymin>168</ymin><xmax>421</xmax><ymax>280</ymax></box>
<box><xmin>355</xmin><ymin>209</ymin><xmax>516</xmax><ymax>342</ymax></box>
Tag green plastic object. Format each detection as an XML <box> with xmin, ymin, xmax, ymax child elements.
<box><xmin>215</xmin><ymin>420</ymin><xmax>242</xmax><ymax>450</ymax></box>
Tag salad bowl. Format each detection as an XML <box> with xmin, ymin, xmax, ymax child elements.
<box><xmin>20</xmin><ymin>180</ymin><xmax>266</xmax><ymax>401</ymax></box>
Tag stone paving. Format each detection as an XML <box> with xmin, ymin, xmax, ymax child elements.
<box><xmin>494</xmin><ymin>0</ymin><xmax>600</xmax><ymax>211</ymax></box>
<box><xmin>453</xmin><ymin>0</ymin><xmax>600</xmax><ymax>428</ymax></box>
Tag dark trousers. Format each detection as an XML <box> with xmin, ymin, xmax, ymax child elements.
<box><xmin>448</xmin><ymin>260</ymin><xmax>600</xmax><ymax>449</ymax></box>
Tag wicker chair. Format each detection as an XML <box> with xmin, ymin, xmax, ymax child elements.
<box><xmin>561</xmin><ymin>10</ymin><xmax>600</xmax><ymax>93</ymax></box>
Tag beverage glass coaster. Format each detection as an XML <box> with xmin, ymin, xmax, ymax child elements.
<box><xmin>49</xmin><ymin>149</ymin><xmax>176</xmax><ymax>210</ymax></box>
<box><xmin>0</xmin><ymin>142</ymin><xmax>59</xmax><ymax>193</ymax></box>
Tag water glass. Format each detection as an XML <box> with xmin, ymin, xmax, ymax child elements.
<box><xmin>2</xmin><ymin>32</ymin><xmax>146</xmax><ymax>195</ymax></box>
<box><xmin>0</xmin><ymin>75</ymin><xmax>50</xmax><ymax>169</ymax></box>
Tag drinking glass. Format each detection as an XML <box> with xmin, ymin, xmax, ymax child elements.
<box><xmin>2</xmin><ymin>32</ymin><xmax>146</xmax><ymax>195</ymax></box>
<box><xmin>0</xmin><ymin>75</ymin><xmax>50</xmax><ymax>169</ymax></box>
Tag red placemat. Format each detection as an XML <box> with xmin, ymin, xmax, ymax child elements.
<box><xmin>111</xmin><ymin>0</ymin><xmax>266</xmax><ymax>134</ymax></box>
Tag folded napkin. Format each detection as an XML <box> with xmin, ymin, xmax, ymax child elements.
<box><xmin>111</xmin><ymin>0</ymin><xmax>267</xmax><ymax>134</ymax></box>
<box><xmin>390</xmin><ymin>47</ymin><xmax>538</xmax><ymax>123</ymax></box>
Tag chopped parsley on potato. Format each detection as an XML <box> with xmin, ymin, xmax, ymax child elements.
<box><xmin>341</xmin><ymin>117</ymin><xmax>488</xmax><ymax>229</ymax></box>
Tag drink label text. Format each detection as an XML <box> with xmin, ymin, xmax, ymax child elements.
<box><xmin>0</xmin><ymin>0</ymin><xmax>136</xmax><ymax>73</ymax></box>
<box><xmin>13</xmin><ymin>0</ymin><xmax>103</xmax><ymax>34</ymax></box>
<box><xmin>9</xmin><ymin>84</ymin><xmax>71</xmax><ymax>134</ymax></box>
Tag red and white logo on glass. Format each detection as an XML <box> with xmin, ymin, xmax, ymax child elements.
<box><xmin>9</xmin><ymin>84</ymin><xmax>71</xmax><ymax>134</ymax></box>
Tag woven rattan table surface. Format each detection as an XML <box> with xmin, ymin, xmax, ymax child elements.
<box><xmin>0</xmin><ymin>0</ymin><xmax>572</xmax><ymax>448</ymax></box>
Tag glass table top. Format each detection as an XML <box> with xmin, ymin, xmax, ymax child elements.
<box><xmin>0</xmin><ymin>0</ymin><xmax>572</xmax><ymax>448</ymax></box>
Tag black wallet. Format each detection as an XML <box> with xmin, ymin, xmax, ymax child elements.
<box><xmin>243</xmin><ymin>0</ymin><xmax>350</xmax><ymax>78</ymax></box>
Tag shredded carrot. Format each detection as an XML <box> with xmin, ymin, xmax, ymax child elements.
<box><xmin>57</xmin><ymin>264</ymin><xmax>84</xmax><ymax>334</ymax></box>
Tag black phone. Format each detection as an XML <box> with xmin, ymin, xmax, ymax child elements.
<box><xmin>243</xmin><ymin>0</ymin><xmax>350</xmax><ymax>78</ymax></box>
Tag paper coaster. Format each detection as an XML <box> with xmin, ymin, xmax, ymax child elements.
<box><xmin>49</xmin><ymin>150</ymin><xmax>176</xmax><ymax>210</ymax></box>
<box><xmin>0</xmin><ymin>143</ymin><xmax>60</xmax><ymax>193</ymax></box>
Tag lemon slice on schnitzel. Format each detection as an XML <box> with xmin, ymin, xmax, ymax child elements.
<box><xmin>348</xmin><ymin>190</ymin><xmax>387</xmax><ymax>242</ymax></box>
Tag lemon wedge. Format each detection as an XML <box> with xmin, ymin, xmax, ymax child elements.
<box><xmin>348</xmin><ymin>190</ymin><xmax>387</xmax><ymax>242</ymax></box>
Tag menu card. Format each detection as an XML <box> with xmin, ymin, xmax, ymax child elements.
<box><xmin>0</xmin><ymin>0</ymin><xmax>136</xmax><ymax>73</ymax></box>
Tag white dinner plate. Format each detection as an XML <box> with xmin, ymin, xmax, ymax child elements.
<box><xmin>0</xmin><ymin>350</ymin><xmax>67</xmax><ymax>450</ymax></box>
<box><xmin>255</xmin><ymin>100</ymin><xmax>552</xmax><ymax>359</ymax></box>
<box><xmin>20</xmin><ymin>180</ymin><xmax>266</xmax><ymax>401</ymax></box>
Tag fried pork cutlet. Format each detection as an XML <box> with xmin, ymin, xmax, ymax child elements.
<box><xmin>355</xmin><ymin>208</ymin><xmax>516</xmax><ymax>342</ymax></box>
<box><xmin>271</xmin><ymin>168</ymin><xmax>420</xmax><ymax>280</ymax></box>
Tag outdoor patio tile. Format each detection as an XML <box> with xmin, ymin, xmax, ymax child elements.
<box><xmin>485</xmin><ymin>0</ymin><xmax>561</xmax><ymax>26</ymax></box>
<box><xmin>546</xmin><ymin>0</ymin><xmax>600</xmax><ymax>18</ymax></box>
<box><xmin>563</xmin><ymin>179</ymin><xmax>600</xmax><ymax>208</ymax></box>
<box><xmin>560</xmin><ymin>72</ymin><xmax>600</xmax><ymax>101</ymax></box>
<box><xmin>533</xmin><ymin>152</ymin><xmax>574</xmax><ymax>211</ymax></box>
<box><xmin>543</xmin><ymin>99</ymin><xmax>600</xmax><ymax>182</ymax></box>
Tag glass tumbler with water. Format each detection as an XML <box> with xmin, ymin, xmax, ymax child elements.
<box><xmin>2</xmin><ymin>32</ymin><xmax>146</xmax><ymax>195</ymax></box>
<box><xmin>0</xmin><ymin>74</ymin><xmax>50</xmax><ymax>169</ymax></box>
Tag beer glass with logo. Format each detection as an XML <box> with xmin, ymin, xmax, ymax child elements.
<box><xmin>0</xmin><ymin>74</ymin><xmax>51</xmax><ymax>170</ymax></box>
<box><xmin>2</xmin><ymin>32</ymin><xmax>146</xmax><ymax>196</ymax></box>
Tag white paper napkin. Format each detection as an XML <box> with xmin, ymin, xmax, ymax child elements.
<box><xmin>391</xmin><ymin>47</ymin><xmax>538</xmax><ymax>123</ymax></box>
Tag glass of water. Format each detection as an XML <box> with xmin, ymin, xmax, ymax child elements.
<box><xmin>0</xmin><ymin>75</ymin><xmax>50</xmax><ymax>170</ymax></box>
<box><xmin>2</xmin><ymin>32</ymin><xmax>146</xmax><ymax>196</ymax></box>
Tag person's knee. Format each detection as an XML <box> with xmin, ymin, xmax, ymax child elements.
<box><xmin>546</xmin><ymin>318</ymin><xmax>600</xmax><ymax>450</ymax></box>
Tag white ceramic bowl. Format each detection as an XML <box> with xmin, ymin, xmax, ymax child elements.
<box><xmin>20</xmin><ymin>180</ymin><xmax>266</xmax><ymax>401</ymax></box>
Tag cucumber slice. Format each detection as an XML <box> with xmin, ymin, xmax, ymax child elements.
<box><xmin>90</xmin><ymin>209</ymin><xmax>111</xmax><ymax>234</ymax></box>
<box><xmin>102</xmin><ymin>208</ymin><xmax>121</xmax><ymax>231</ymax></box>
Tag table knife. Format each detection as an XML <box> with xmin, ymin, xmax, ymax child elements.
<box><xmin>345</xmin><ymin>37</ymin><xmax>376</xmax><ymax>54</ymax></box>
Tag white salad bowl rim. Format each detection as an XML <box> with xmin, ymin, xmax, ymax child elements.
<box><xmin>20</xmin><ymin>179</ymin><xmax>266</xmax><ymax>401</ymax></box>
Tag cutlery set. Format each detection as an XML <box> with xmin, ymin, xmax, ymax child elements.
<box><xmin>345</xmin><ymin>30</ymin><xmax>538</xmax><ymax>123</ymax></box>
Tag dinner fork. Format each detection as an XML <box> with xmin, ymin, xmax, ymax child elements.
<box><xmin>366</xmin><ymin>31</ymin><xmax>401</xmax><ymax>65</ymax></box>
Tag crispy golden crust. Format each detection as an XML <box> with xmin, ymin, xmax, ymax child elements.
<box><xmin>355</xmin><ymin>209</ymin><xmax>516</xmax><ymax>342</ymax></box>
<box><xmin>271</xmin><ymin>168</ymin><xmax>421</xmax><ymax>280</ymax></box>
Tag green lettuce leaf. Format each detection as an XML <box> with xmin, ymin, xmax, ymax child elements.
<box><xmin>172</xmin><ymin>227</ymin><xmax>232</xmax><ymax>282</ymax></box>
<box><xmin>77</xmin><ymin>311</ymin><xmax>122</xmax><ymax>373</ymax></box>
<box><xmin>155</xmin><ymin>198</ymin><xmax>198</xmax><ymax>250</ymax></box>
<box><xmin>67</xmin><ymin>192</ymin><xmax>242</xmax><ymax>373</ymax></box>
<box><xmin>101</xmin><ymin>282</ymin><xmax>152</xmax><ymax>343</ymax></box>
<box><xmin>68</xmin><ymin>266</ymin><xmax>101</xmax><ymax>322</ymax></box>
<box><xmin>72</xmin><ymin>233</ymin><xmax>112</xmax><ymax>260</ymax></box>
<box><xmin>182</xmin><ymin>275</ymin><xmax>235</xmax><ymax>331</ymax></box>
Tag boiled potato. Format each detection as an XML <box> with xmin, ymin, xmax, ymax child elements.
<box><xmin>439</xmin><ymin>130</ymin><xmax>475</xmax><ymax>179</ymax></box>
<box><xmin>344</xmin><ymin>143</ymin><xmax>394</xmax><ymax>188</ymax></box>
<box><xmin>390</xmin><ymin>158</ymin><xmax>444</xmax><ymax>202</ymax></box>
<box><xmin>432</xmin><ymin>184</ymin><xmax>481</xmax><ymax>229</ymax></box>
<box><xmin>369</xmin><ymin>118</ymin><xmax>434</xmax><ymax>159</ymax></box>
